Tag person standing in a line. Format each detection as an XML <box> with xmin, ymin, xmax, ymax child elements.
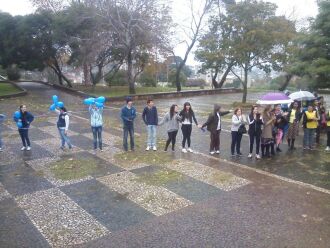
<box><xmin>313</xmin><ymin>99</ymin><xmax>321</xmax><ymax>144</ymax></box>
<box><xmin>274</xmin><ymin>104</ymin><xmax>288</xmax><ymax>152</ymax></box>
<box><xmin>302</xmin><ymin>105</ymin><xmax>318</xmax><ymax>150</ymax></box>
<box><xmin>89</xmin><ymin>104</ymin><xmax>103</xmax><ymax>152</ymax></box>
<box><xmin>0</xmin><ymin>114</ymin><xmax>6</xmax><ymax>152</ymax></box>
<box><xmin>231</xmin><ymin>108</ymin><xmax>246</xmax><ymax>156</ymax></box>
<box><xmin>201</xmin><ymin>104</ymin><xmax>231</xmax><ymax>155</ymax></box>
<box><xmin>286</xmin><ymin>101</ymin><xmax>302</xmax><ymax>150</ymax></box>
<box><xmin>55</xmin><ymin>107</ymin><xmax>72</xmax><ymax>150</ymax></box>
<box><xmin>261</xmin><ymin>105</ymin><xmax>275</xmax><ymax>158</ymax></box>
<box><xmin>14</xmin><ymin>105</ymin><xmax>34</xmax><ymax>151</ymax></box>
<box><xmin>247</xmin><ymin>106</ymin><xmax>263</xmax><ymax>159</ymax></box>
<box><xmin>179</xmin><ymin>102</ymin><xmax>200</xmax><ymax>153</ymax></box>
<box><xmin>158</xmin><ymin>104</ymin><xmax>182</xmax><ymax>152</ymax></box>
<box><xmin>325</xmin><ymin>108</ymin><xmax>330</xmax><ymax>151</ymax></box>
<box><xmin>121</xmin><ymin>97</ymin><xmax>136</xmax><ymax>151</ymax></box>
<box><xmin>142</xmin><ymin>99</ymin><xmax>158</xmax><ymax>151</ymax></box>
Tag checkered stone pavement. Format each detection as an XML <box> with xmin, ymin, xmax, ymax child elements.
<box><xmin>0</xmin><ymin>118</ymin><xmax>251</xmax><ymax>247</ymax></box>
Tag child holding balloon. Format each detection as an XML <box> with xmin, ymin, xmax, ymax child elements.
<box><xmin>55</xmin><ymin>106</ymin><xmax>73</xmax><ymax>150</ymax></box>
<box><xmin>13</xmin><ymin>105</ymin><xmax>34</xmax><ymax>151</ymax></box>
<box><xmin>0</xmin><ymin>114</ymin><xmax>6</xmax><ymax>152</ymax></box>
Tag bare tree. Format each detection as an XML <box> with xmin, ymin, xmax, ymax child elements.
<box><xmin>30</xmin><ymin>0</ymin><xmax>71</xmax><ymax>12</ymax></box>
<box><xmin>172</xmin><ymin>0</ymin><xmax>214</xmax><ymax>92</ymax></box>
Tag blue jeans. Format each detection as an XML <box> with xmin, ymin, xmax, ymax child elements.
<box><xmin>303</xmin><ymin>128</ymin><xmax>315</xmax><ymax>148</ymax></box>
<box><xmin>58</xmin><ymin>128</ymin><xmax>72</xmax><ymax>148</ymax></box>
<box><xmin>92</xmin><ymin>126</ymin><xmax>102</xmax><ymax>150</ymax></box>
<box><xmin>123</xmin><ymin>125</ymin><xmax>134</xmax><ymax>151</ymax></box>
<box><xmin>147</xmin><ymin>125</ymin><xmax>157</xmax><ymax>147</ymax></box>
<box><xmin>19</xmin><ymin>128</ymin><xmax>30</xmax><ymax>147</ymax></box>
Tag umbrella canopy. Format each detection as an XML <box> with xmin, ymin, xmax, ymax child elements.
<box><xmin>256</xmin><ymin>92</ymin><xmax>293</xmax><ymax>105</ymax></box>
<box><xmin>289</xmin><ymin>91</ymin><xmax>315</xmax><ymax>101</ymax></box>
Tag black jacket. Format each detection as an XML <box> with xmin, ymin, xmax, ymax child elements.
<box><xmin>286</xmin><ymin>108</ymin><xmax>302</xmax><ymax>123</ymax></box>
<box><xmin>202</xmin><ymin>111</ymin><xmax>230</xmax><ymax>132</ymax></box>
<box><xmin>248</xmin><ymin>113</ymin><xmax>263</xmax><ymax>135</ymax></box>
<box><xmin>179</xmin><ymin>110</ymin><xmax>198</xmax><ymax>125</ymax></box>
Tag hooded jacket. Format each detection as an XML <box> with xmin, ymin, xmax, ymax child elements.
<box><xmin>202</xmin><ymin>104</ymin><xmax>230</xmax><ymax>132</ymax></box>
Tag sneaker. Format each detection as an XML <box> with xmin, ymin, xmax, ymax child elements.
<box><xmin>210</xmin><ymin>151</ymin><xmax>215</xmax><ymax>155</ymax></box>
<box><xmin>182</xmin><ymin>148</ymin><xmax>187</xmax><ymax>153</ymax></box>
<box><xmin>100</xmin><ymin>149</ymin><xmax>103</xmax><ymax>152</ymax></box>
<box><xmin>153</xmin><ymin>146</ymin><xmax>157</xmax><ymax>151</ymax></box>
<box><xmin>237</xmin><ymin>152</ymin><xmax>243</xmax><ymax>156</ymax></box>
<box><xmin>146</xmin><ymin>146</ymin><xmax>150</xmax><ymax>151</ymax></box>
<box><xmin>0</xmin><ymin>148</ymin><xmax>3</xmax><ymax>152</ymax></box>
<box><xmin>21</xmin><ymin>146</ymin><xmax>26</xmax><ymax>151</ymax></box>
<box><xmin>248</xmin><ymin>153</ymin><xmax>252</xmax><ymax>158</ymax></box>
<box><xmin>26</xmin><ymin>146</ymin><xmax>31</xmax><ymax>151</ymax></box>
<box><xmin>231</xmin><ymin>153</ymin><xmax>235</xmax><ymax>157</ymax></box>
<box><xmin>276</xmin><ymin>147</ymin><xmax>282</xmax><ymax>152</ymax></box>
<box><xmin>216</xmin><ymin>150</ymin><xmax>220</xmax><ymax>154</ymax></box>
<box><xmin>256</xmin><ymin>154</ymin><xmax>261</xmax><ymax>159</ymax></box>
<box><xmin>325</xmin><ymin>146</ymin><xmax>330</xmax><ymax>151</ymax></box>
<box><xmin>187</xmin><ymin>148</ymin><xmax>193</xmax><ymax>153</ymax></box>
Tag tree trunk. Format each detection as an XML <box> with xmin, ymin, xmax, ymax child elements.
<box><xmin>175</xmin><ymin>64</ymin><xmax>183</xmax><ymax>92</ymax></box>
<box><xmin>278</xmin><ymin>74</ymin><xmax>293</xmax><ymax>91</ymax></box>
<box><xmin>127</xmin><ymin>51</ymin><xmax>136</xmax><ymax>95</ymax></box>
<box><xmin>52</xmin><ymin>59</ymin><xmax>72</xmax><ymax>87</ymax></box>
<box><xmin>242</xmin><ymin>67</ymin><xmax>248</xmax><ymax>103</ymax></box>
<box><xmin>219</xmin><ymin>64</ymin><xmax>233</xmax><ymax>89</ymax></box>
<box><xmin>90</xmin><ymin>63</ymin><xmax>103</xmax><ymax>86</ymax></box>
<box><xmin>212</xmin><ymin>69</ymin><xmax>219</xmax><ymax>88</ymax></box>
<box><xmin>83</xmin><ymin>62</ymin><xmax>91</xmax><ymax>85</ymax></box>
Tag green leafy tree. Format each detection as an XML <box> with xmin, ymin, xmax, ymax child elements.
<box><xmin>226</xmin><ymin>0</ymin><xmax>296</xmax><ymax>102</ymax></box>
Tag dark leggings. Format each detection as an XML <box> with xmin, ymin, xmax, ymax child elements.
<box><xmin>18</xmin><ymin>128</ymin><xmax>30</xmax><ymax>147</ymax></box>
<box><xmin>181</xmin><ymin>124</ymin><xmax>192</xmax><ymax>148</ymax></box>
<box><xmin>249</xmin><ymin>132</ymin><xmax>261</xmax><ymax>154</ymax></box>
<box><xmin>327</xmin><ymin>131</ymin><xmax>330</xmax><ymax>147</ymax></box>
<box><xmin>231</xmin><ymin>131</ymin><xmax>243</xmax><ymax>154</ymax></box>
<box><xmin>165</xmin><ymin>130</ymin><xmax>178</xmax><ymax>151</ymax></box>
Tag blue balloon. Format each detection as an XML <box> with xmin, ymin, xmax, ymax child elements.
<box><xmin>17</xmin><ymin>121</ymin><xmax>23</xmax><ymax>128</ymax></box>
<box><xmin>56</xmin><ymin>102</ymin><xmax>64</xmax><ymax>108</ymax></box>
<box><xmin>49</xmin><ymin>104</ymin><xmax>56</xmax><ymax>111</ymax></box>
<box><xmin>96</xmin><ymin>96</ymin><xmax>105</xmax><ymax>103</ymax></box>
<box><xmin>83</xmin><ymin>98</ymin><xmax>95</xmax><ymax>105</ymax></box>
<box><xmin>52</xmin><ymin>95</ymin><xmax>58</xmax><ymax>103</ymax></box>
<box><xmin>95</xmin><ymin>102</ymin><xmax>104</xmax><ymax>108</ymax></box>
<box><xmin>14</xmin><ymin>111</ymin><xmax>21</xmax><ymax>119</ymax></box>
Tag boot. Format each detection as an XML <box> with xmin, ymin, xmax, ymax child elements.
<box><xmin>271</xmin><ymin>143</ymin><xmax>275</xmax><ymax>155</ymax></box>
<box><xmin>261</xmin><ymin>144</ymin><xmax>265</xmax><ymax>157</ymax></box>
<box><xmin>288</xmin><ymin>139</ymin><xmax>291</xmax><ymax>148</ymax></box>
<box><xmin>291</xmin><ymin>139</ymin><xmax>295</xmax><ymax>150</ymax></box>
<box><xmin>265</xmin><ymin>145</ymin><xmax>270</xmax><ymax>157</ymax></box>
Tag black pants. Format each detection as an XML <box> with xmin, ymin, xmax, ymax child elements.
<box><xmin>327</xmin><ymin>130</ymin><xmax>330</xmax><ymax>147</ymax></box>
<box><xmin>249</xmin><ymin>132</ymin><xmax>261</xmax><ymax>154</ymax></box>
<box><xmin>19</xmin><ymin>128</ymin><xmax>30</xmax><ymax>147</ymax></box>
<box><xmin>165</xmin><ymin>130</ymin><xmax>178</xmax><ymax>151</ymax></box>
<box><xmin>181</xmin><ymin>124</ymin><xmax>192</xmax><ymax>148</ymax></box>
<box><xmin>210</xmin><ymin>130</ymin><xmax>220</xmax><ymax>151</ymax></box>
<box><xmin>231</xmin><ymin>131</ymin><xmax>242</xmax><ymax>155</ymax></box>
<box><xmin>315</xmin><ymin>126</ymin><xmax>321</xmax><ymax>144</ymax></box>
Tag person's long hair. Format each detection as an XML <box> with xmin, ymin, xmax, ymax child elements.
<box><xmin>19</xmin><ymin>105</ymin><xmax>26</xmax><ymax>116</ymax></box>
<box><xmin>170</xmin><ymin>104</ymin><xmax>177</xmax><ymax>120</ymax></box>
<box><xmin>183</xmin><ymin>102</ymin><xmax>194</xmax><ymax>115</ymax></box>
<box><xmin>250</xmin><ymin>105</ymin><xmax>257</xmax><ymax>116</ymax></box>
<box><xmin>263</xmin><ymin>105</ymin><xmax>272</xmax><ymax>115</ymax></box>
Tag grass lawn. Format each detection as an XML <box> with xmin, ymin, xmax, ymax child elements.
<box><xmin>0</xmin><ymin>82</ymin><xmax>22</xmax><ymax>96</ymax></box>
<box><xmin>73</xmin><ymin>85</ymin><xmax>206</xmax><ymax>97</ymax></box>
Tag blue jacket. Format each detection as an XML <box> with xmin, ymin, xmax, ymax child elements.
<box><xmin>89</xmin><ymin>106</ymin><xmax>103</xmax><ymax>127</ymax></box>
<box><xmin>14</xmin><ymin>111</ymin><xmax>34</xmax><ymax>128</ymax></box>
<box><xmin>121</xmin><ymin>105</ymin><xmax>136</xmax><ymax>127</ymax></box>
<box><xmin>142</xmin><ymin>106</ymin><xmax>158</xmax><ymax>125</ymax></box>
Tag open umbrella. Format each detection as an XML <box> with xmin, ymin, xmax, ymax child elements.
<box><xmin>256</xmin><ymin>92</ymin><xmax>293</xmax><ymax>105</ymax></box>
<box><xmin>289</xmin><ymin>90</ymin><xmax>315</xmax><ymax>101</ymax></box>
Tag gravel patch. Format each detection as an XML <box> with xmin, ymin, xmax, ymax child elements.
<box><xmin>15</xmin><ymin>188</ymin><xmax>109</xmax><ymax>247</ymax></box>
<box><xmin>98</xmin><ymin>171</ymin><xmax>192</xmax><ymax>216</ymax></box>
<box><xmin>164</xmin><ymin>159</ymin><xmax>251</xmax><ymax>191</ymax></box>
<box><xmin>0</xmin><ymin>182</ymin><xmax>11</xmax><ymax>201</ymax></box>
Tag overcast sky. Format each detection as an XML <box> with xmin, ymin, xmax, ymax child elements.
<box><xmin>0</xmin><ymin>0</ymin><xmax>319</xmax><ymax>65</ymax></box>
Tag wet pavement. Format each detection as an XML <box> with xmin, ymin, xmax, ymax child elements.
<box><xmin>0</xmin><ymin>82</ymin><xmax>329</xmax><ymax>247</ymax></box>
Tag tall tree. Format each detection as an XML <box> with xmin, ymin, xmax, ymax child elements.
<box><xmin>227</xmin><ymin>0</ymin><xmax>295</xmax><ymax>102</ymax></box>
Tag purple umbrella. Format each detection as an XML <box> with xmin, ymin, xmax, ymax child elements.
<box><xmin>257</xmin><ymin>92</ymin><xmax>293</xmax><ymax>105</ymax></box>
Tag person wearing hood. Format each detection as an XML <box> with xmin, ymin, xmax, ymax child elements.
<box><xmin>201</xmin><ymin>104</ymin><xmax>231</xmax><ymax>155</ymax></box>
<box><xmin>89</xmin><ymin>104</ymin><xmax>103</xmax><ymax>151</ymax></box>
<box><xmin>55</xmin><ymin>107</ymin><xmax>72</xmax><ymax>150</ymax></box>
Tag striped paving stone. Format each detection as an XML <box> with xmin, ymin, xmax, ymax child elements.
<box><xmin>38</xmin><ymin>125</ymin><xmax>79</xmax><ymax>139</ymax></box>
<box><xmin>34</xmin><ymin>137</ymin><xmax>82</xmax><ymax>157</ymax></box>
<box><xmin>98</xmin><ymin>171</ymin><xmax>192</xmax><ymax>216</ymax></box>
<box><xmin>15</xmin><ymin>188</ymin><xmax>109</xmax><ymax>247</ymax></box>
<box><xmin>164</xmin><ymin>159</ymin><xmax>250</xmax><ymax>191</ymax></box>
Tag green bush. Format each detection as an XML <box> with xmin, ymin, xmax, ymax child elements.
<box><xmin>138</xmin><ymin>71</ymin><xmax>157</xmax><ymax>87</ymax></box>
<box><xmin>168</xmin><ymin>69</ymin><xmax>187</xmax><ymax>87</ymax></box>
<box><xmin>105</xmin><ymin>69</ymin><xmax>128</xmax><ymax>86</ymax></box>
<box><xmin>6</xmin><ymin>67</ymin><xmax>21</xmax><ymax>81</ymax></box>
